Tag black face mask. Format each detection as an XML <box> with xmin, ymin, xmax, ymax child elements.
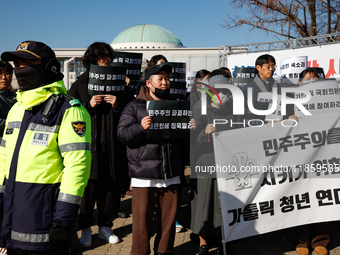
<box><xmin>151</xmin><ymin>84</ymin><xmax>170</xmax><ymax>99</ymax></box>
<box><xmin>15</xmin><ymin>64</ymin><xmax>46</xmax><ymax>91</ymax></box>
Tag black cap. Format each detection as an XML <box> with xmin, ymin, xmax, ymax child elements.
<box><xmin>1</xmin><ymin>41</ymin><xmax>56</xmax><ymax>62</ymax></box>
<box><xmin>145</xmin><ymin>64</ymin><xmax>172</xmax><ymax>80</ymax></box>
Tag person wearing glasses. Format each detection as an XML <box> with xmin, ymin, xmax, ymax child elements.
<box><xmin>68</xmin><ymin>42</ymin><xmax>128</xmax><ymax>247</ymax></box>
<box><xmin>242</xmin><ymin>54</ymin><xmax>297</xmax><ymax>125</ymax></box>
<box><xmin>0</xmin><ymin>60</ymin><xmax>16</xmax><ymax>137</ymax></box>
<box><xmin>0</xmin><ymin>41</ymin><xmax>91</xmax><ymax>255</ymax></box>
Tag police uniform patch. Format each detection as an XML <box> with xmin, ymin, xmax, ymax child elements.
<box><xmin>72</xmin><ymin>122</ymin><xmax>86</xmax><ymax>137</ymax></box>
<box><xmin>6</xmin><ymin>128</ymin><xmax>13</xmax><ymax>135</ymax></box>
<box><xmin>69</xmin><ymin>99</ymin><xmax>80</xmax><ymax>106</ymax></box>
<box><xmin>32</xmin><ymin>132</ymin><xmax>49</xmax><ymax>146</ymax></box>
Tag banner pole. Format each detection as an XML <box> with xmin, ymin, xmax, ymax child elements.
<box><xmin>217</xmin><ymin>183</ymin><xmax>227</xmax><ymax>255</ymax></box>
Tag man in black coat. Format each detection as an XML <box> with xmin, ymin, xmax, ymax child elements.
<box><xmin>242</xmin><ymin>54</ymin><xmax>297</xmax><ymax>125</ymax></box>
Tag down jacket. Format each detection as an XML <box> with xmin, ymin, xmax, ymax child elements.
<box><xmin>117</xmin><ymin>86</ymin><xmax>183</xmax><ymax>179</ymax></box>
<box><xmin>0</xmin><ymin>89</ymin><xmax>16</xmax><ymax>137</ymax></box>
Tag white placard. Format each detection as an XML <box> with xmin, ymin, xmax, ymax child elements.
<box><xmin>280</xmin><ymin>56</ymin><xmax>308</xmax><ymax>86</ymax></box>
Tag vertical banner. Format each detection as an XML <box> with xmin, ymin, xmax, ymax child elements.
<box><xmin>112</xmin><ymin>52</ymin><xmax>143</xmax><ymax>90</ymax></box>
<box><xmin>280</xmin><ymin>56</ymin><xmax>308</xmax><ymax>86</ymax></box>
<box><xmin>88</xmin><ymin>64</ymin><xmax>126</xmax><ymax>97</ymax></box>
<box><xmin>146</xmin><ymin>101</ymin><xmax>191</xmax><ymax>139</ymax></box>
<box><xmin>233</xmin><ymin>67</ymin><xmax>257</xmax><ymax>88</ymax></box>
<box><xmin>161</xmin><ymin>62</ymin><xmax>187</xmax><ymax>100</ymax></box>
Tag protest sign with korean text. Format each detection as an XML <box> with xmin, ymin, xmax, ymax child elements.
<box><xmin>146</xmin><ymin>100</ymin><xmax>191</xmax><ymax>139</ymax></box>
<box><xmin>161</xmin><ymin>62</ymin><xmax>187</xmax><ymax>100</ymax></box>
<box><xmin>88</xmin><ymin>64</ymin><xmax>126</xmax><ymax>97</ymax></box>
<box><xmin>295</xmin><ymin>78</ymin><xmax>340</xmax><ymax>118</ymax></box>
<box><xmin>112</xmin><ymin>51</ymin><xmax>143</xmax><ymax>90</ymax></box>
<box><xmin>280</xmin><ymin>56</ymin><xmax>307</xmax><ymax>86</ymax></box>
<box><xmin>315</xmin><ymin>67</ymin><xmax>326</xmax><ymax>79</ymax></box>
<box><xmin>233</xmin><ymin>67</ymin><xmax>257</xmax><ymax>88</ymax></box>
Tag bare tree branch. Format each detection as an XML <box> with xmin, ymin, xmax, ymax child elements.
<box><xmin>222</xmin><ymin>0</ymin><xmax>340</xmax><ymax>40</ymax></box>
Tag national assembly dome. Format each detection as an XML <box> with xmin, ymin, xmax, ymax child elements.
<box><xmin>111</xmin><ymin>24</ymin><xmax>185</xmax><ymax>49</ymax></box>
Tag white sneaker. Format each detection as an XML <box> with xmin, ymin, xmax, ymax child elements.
<box><xmin>176</xmin><ymin>221</ymin><xmax>183</xmax><ymax>233</ymax></box>
<box><xmin>98</xmin><ymin>226</ymin><xmax>120</xmax><ymax>244</ymax></box>
<box><xmin>80</xmin><ymin>227</ymin><xmax>92</xmax><ymax>247</ymax></box>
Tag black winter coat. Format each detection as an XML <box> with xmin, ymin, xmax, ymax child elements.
<box><xmin>0</xmin><ymin>89</ymin><xmax>16</xmax><ymax>137</ymax></box>
<box><xmin>68</xmin><ymin>70</ymin><xmax>128</xmax><ymax>180</ymax></box>
<box><xmin>192</xmin><ymin>98</ymin><xmax>243</xmax><ymax>177</ymax></box>
<box><xmin>242</xmin><ymin>75</ymin><xmax>295</xmax><ymax>122</ymax></box>
<box><xmin>117</xmin><ymin>87</ymin><xmax>183</xmax><ymax>179</ymax></box>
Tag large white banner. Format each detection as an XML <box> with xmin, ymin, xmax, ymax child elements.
<box><xmin>213</xmin><ymin>112</ymin><xmax>340</xmax><ymax>242</ymax></box>
<box><xmin>227</xmin><ymin>43</ymin><xmax>340</xmax><ymax>78</ymax></box>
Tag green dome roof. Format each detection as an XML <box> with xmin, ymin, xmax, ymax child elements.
<box><xmin>111</xmin><ymin>24</ymin><xmax>184</xmax><ymax>47</ymax></box>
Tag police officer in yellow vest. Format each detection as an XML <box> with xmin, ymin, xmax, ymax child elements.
<box><xmin>0</xmin><ymin>41</ymin><xmax>91</xmax><ymax>255</ymax></box>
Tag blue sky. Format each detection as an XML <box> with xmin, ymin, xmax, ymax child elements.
<box><xmin>0</xmin><ymin>0</ymin><xmax>281</xmax><ymax>54</ymax></box>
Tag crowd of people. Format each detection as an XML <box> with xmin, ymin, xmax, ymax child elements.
<box><xmin>0</xmin><ymin>40</ymin><xmax>332</xmax><ymax>255</ymax></box>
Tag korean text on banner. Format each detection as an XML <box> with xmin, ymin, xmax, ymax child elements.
<box><xmin>213</xmin><ymin>112</ymin><xmax>340</xmax><ymax>242</ymax></box>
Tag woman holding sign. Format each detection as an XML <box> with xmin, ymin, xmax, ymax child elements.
<box><xmin>68</xmin><ymin>42</ymin><xmax>129</xmax><ymax>247</ymax></box>
<box><xmin>190</xmin><ymin>70</ymin><xmax>243</xmax><ymax>255</ymax></box>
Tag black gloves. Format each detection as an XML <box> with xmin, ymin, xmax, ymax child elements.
<box><xmin>49</xmin><ymin>220</ymin><xmax>70</xmax><ymax>255</ymax></box>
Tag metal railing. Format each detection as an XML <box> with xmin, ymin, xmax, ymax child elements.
<box><xmin>219</xmin><ymin>33</ymin><xmax>340</xmax><ymax>67</ymax></box>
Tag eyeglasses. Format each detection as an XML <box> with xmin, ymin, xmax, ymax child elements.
<box><xmin>0</xmin><ymin>72</ymin><xmax>11</xmax><ymax>78</ymax></box>
<box><xmin>99</xmin><ymin>54</ymin><xmax>113</xmax><ymax>60</ymax></box>
<box><xmin>262</xmin><ymin>64</ymin><xmax>277</xmax><ymax>70</ymax></box>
